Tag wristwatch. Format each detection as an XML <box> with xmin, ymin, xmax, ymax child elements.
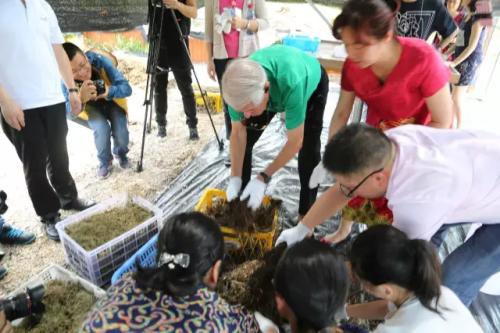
<box><xmin>259</xmin><ymin>171</ymin><xmax>271</xmax><ymax>184</ymax></box>
<box><xmin>68</xmin><ymin>88</ymin><xmax>79</xmax><ymax>94</ymax></box>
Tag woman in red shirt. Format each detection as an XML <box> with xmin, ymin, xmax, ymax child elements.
<box><xmin>319</xmin><ymin>0</ymin><xmax>454</xmax><ymax>243</ymax></box>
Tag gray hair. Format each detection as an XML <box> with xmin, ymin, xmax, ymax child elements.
<box><xmin>221</xmin><ymin>58</ymin><xmax>267</xmax><ymax>110</ymax></box>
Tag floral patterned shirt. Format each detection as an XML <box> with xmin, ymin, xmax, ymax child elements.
<box><xmin>81</xmin><ymin>275</ymin><xmax>260</xmax><ymax>333</ymax></box>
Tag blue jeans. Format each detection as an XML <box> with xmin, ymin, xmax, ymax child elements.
<box><xmin>440</xmin><ymin>223</ymin><xmax>500</xmax><ymax>306</ymax></box>
<box><xmin>0</xmin><ymin>216</ymin><xmax>4</xmax><ymax>230</ymax></box>
<box><xmin>87</xmin><ymin>102</ymin><xmax>129</xmax><ymax>167</ymax></box>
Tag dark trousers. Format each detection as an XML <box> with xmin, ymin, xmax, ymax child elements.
<box><xmin>242</xmin><ymin>67</ymin><xmax>329</xmax><ymax>215</ymax></box>
<box><xmin>1</xmin><ymin>103</ymin><xmax>78</xmax><ymax>218</ymax></box>
<box><xmin>154</xmin><ymin>64</ymin><xmax>198</xmax><ymax>129</ymax></box>
<box><xmin>214</xmin><ymin>58</ymin><xmax>232</xmax><ymax>139</ymax></box>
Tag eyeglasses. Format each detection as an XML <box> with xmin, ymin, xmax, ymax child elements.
<box><xmin>339</xmin><ymin>168</ymin><xmax>383</xmax><ymax>198</ymax></box>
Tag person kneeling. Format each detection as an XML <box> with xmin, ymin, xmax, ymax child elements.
<box><xmin>81</xmin><ymin>212</ymin><xmax>264</xmax><ymax>332</ymax></box>
<box><xmin>62</xmin><ymin>42</ymin><xmax>132</xmax><ymax>180</ymax></box>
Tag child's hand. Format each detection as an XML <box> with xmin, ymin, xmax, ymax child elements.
<box><xmin>321</xmin><ymin>229</ymin><xmax>348</xmax><ymax>244</ymax></box>
<box><xmin>321</xmin><ymin>220</ymin><xmax>353</xmax><ymax>244</ymax></box>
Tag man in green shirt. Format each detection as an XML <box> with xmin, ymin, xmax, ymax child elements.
<box><xmin>221</xmin><ymin>45</ymin><xmax>329</xmax><ymax>216</ymax></box>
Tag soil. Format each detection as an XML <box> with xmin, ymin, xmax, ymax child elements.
<box><xmin>205</xmin><ymin>198</ymin><xmax>281</xmax><ymax>233</ymax></box>
<box><xmin>14</xmin><ymin>280</ymin><xmax>96</xmax><ymax>333</ymax></box>
<box><xmin>65</xmin><ymin>203</ymin><xmax>152</xmax><ymax>251</ymax></box>
<box><xmin>217</xmin><ymin>243</ymin><xmax>288</xmax><ymax>323</ymax></box>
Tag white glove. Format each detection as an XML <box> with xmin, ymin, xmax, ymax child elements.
<box><xmin>308</xmin><ymin>162</ymin><xmax>328</xmax><ymax>189</ymax></box>
<box><xmin>240</xmin><ymin>177</ymin><xmax>267</xmax><ymax>211</ymax></box>
<box><xmin>275</xmin><ymin>222</ymin><xmax>311</xmax><ymax>246</ymax></box>
<box><xmin>255</xmin><ymin>311</ymin><xmax>280</xmax><ymax>333</ymax></box>
<box><xmin>226</xmin><ymin>176</ymin><xmax>242</xmax><ymax>201</ymax></box>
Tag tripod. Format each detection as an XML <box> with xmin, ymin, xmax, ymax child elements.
<box><xmin>137</xmin><ymin>0</ymin><xmax>224</xmax><ymax>172</ymax></box>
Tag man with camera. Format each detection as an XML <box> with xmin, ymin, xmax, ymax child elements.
<box><xmin>0</xmin><ymin>190</ymin><xmax>36</xmax><ymax>280</ymax></box>
<box><xmin>62</xmin><ymin>42</ymin><xmax>132</xmax><ymax>179</ymax></box>
<box><xmin>0</xmin><ymin>0</ymin><xmax>95</xmax><ymax>242</ymax></box>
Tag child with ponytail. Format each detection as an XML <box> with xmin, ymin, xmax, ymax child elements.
<box><xmin>348</xmin><ymin>225</ymin><xmax>482</xmax><ymax>332</ymax></box>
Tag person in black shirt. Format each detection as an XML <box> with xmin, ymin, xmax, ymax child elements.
<box><xmin>396</xmin><ymin>0</ymin><xmax>459</xmax><ymax>51</ymax></box>
<box><xmin>153</xmin><ymin>0</ymin><xmax>199</xmax><ymax>140</ymax></box>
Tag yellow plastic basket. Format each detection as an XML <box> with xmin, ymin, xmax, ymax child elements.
<box><xmin>195</xmin><ymin>189</ymin><xmax>278</xmax><ymax>253</ymax></box>
<box><xmin>194</xmin><ymin>91</ymin><xmax>223</xmax><ymax>113</ymax></box>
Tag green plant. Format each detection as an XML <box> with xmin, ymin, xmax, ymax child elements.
<box><xmin>116</xmin><ymin>35</ymin><xmax>149</xmax><ymax>55</ymax></box>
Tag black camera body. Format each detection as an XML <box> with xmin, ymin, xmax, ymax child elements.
<box><xmin>0</xmin><ymin>191</ymin><xmax>7</xmax><ymax>215</ymax></box>
<box><xmin>93</xmin><ymin>79</ymin><xmax>106</xmax><ymax>96</ymax></box>
<box><xmin>0</xmin><ymin>284</ymin><xmax>45</xmax><ymax>321</ymax></box>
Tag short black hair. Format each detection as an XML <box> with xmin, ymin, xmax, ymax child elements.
<box><xmin>62</xmin><ymin>42</ymin><xmax>84</xmax><ymax>61</ymax></box>
<box><xmin>323</xmin><ymin>123</ymin><xmax>392</xmax><ymax>175</ymax></box>
<box><xmin>274</xmin><ymin>238</ymin><xmax>349</xmax><ymax>330</ymax></box>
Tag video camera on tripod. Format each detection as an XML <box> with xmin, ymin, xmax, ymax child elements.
<box><xmin>137</xmin><ymin>0</ymin><xmax>223</xmax><ymax>172</ymax></box>
<box><xmin>0</xmin><ymin>284</ymin><xmax>45</xmax><ymax>322</ymax></box>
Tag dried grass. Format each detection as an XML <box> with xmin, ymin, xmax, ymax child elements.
<box><xmin>65</xmin><ymin>203</ymin><xmax>152</xmax><ymax>251</ymax></box>
<box><xmin>14</xmin><ymin>280</ymin><xmax>95</xmax><ymax>333</ymax></box>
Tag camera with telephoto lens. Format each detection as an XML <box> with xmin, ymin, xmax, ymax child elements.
<box><xmin>0</xmin><ymin>191</ymin><xmax>7</xmax><ymax>215</ymax></box>
<box><xmin>93</xmin><ymin>79</ymin><xmax>106</xmax><ymax>96</ymax></box>
<box><xmin>0</xmin><ymin>284</ymin><xmax>45</xmax><ymax>322</ymax></box>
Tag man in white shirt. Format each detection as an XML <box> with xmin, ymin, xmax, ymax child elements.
<box><xmin>0</xmin><ymin>0</ymin><xmax>94</xmax><ymax>241</ymax></box>
<box><xmin>278</xmin><ymin>123</ymin><xmax>500</xmax><ymax>306</ymax></box>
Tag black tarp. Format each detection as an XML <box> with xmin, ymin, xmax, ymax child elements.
<box><xmin>47</xmin><ymin>0</ymin><xmax>148</xmax><ymax>32</ymax></box>
<box><xmin>154</xmin><ymin>84</ymin><xmax>500</xmax><ymax>332</ymax></box>
<box><xmin>46</xmin><ymin>0</ymin><xmax>499</xmax><ymax>33</ymax></box>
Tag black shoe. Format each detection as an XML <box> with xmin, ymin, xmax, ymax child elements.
<box><xmin>62</xmin><ymin>198</ymin><xmax>96</xmax><ymax>211</ymax></box>
<box><xmin>0</xmin><ymin>244</ymin><xmax>5</xmax><ymax>260</ymax></box>
<box><xmin>189</xmin><ymin>127</ymin><xmax>199</xmax><ymax>141</ymax></box>
<box><xmin>41</xmin><ymin>214</ymin><xmax>61</xmax><ymax>241</ymax></box>
<box><xmin>0</xmin><ymin>266</ymin><xmax>7</xmax><ymax>280</ymax></box>
<box><xmin>43</xmin><ymin>223</ymin><xmax>60</xmax><ymax>241</ymax></box>
<box><xmin>157</xmin><ymin>125</ymin><xmax>166</xmax><ymax>138</ymax></box>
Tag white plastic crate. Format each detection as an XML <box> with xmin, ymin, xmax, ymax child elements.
<box><xmin>10</xmin><ymin>264</ymin><xmax>106</xmax><ymax>298</ymax></box>
<box><xmin>56</xmin><ymin>193</ymin><xmax>162</xmax><ymax>286</ymax></box>
<box><xmin>10</xmin><ymin>264</ymin><xmax>106</xmax><ymax>327</ymax></box>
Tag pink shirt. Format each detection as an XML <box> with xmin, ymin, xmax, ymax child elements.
<box><xmin>341</xmin><ymin>37</ymin><xmax>450</xmax><ymax>130</ymax></box>
<box><xmin>219</xmin><ymin>0</ymin><xmax>244</xmax><ymax>58</ymax></box>
<box><xmin>386</xmin><ymin>125</ymin><xmax>500</xmax><ymax>240</ymax></box>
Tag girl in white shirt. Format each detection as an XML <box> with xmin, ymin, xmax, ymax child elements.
<box><xmin>348</xmin><ymin>225</ymin><xmax>483</xmax><ymax>333</ymax></box>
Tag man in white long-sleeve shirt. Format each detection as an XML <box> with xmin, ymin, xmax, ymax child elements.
<box><xmin>278</xmin><ymin>123</ymin><xmax>500</xmax><ymax>307</ymax></box>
